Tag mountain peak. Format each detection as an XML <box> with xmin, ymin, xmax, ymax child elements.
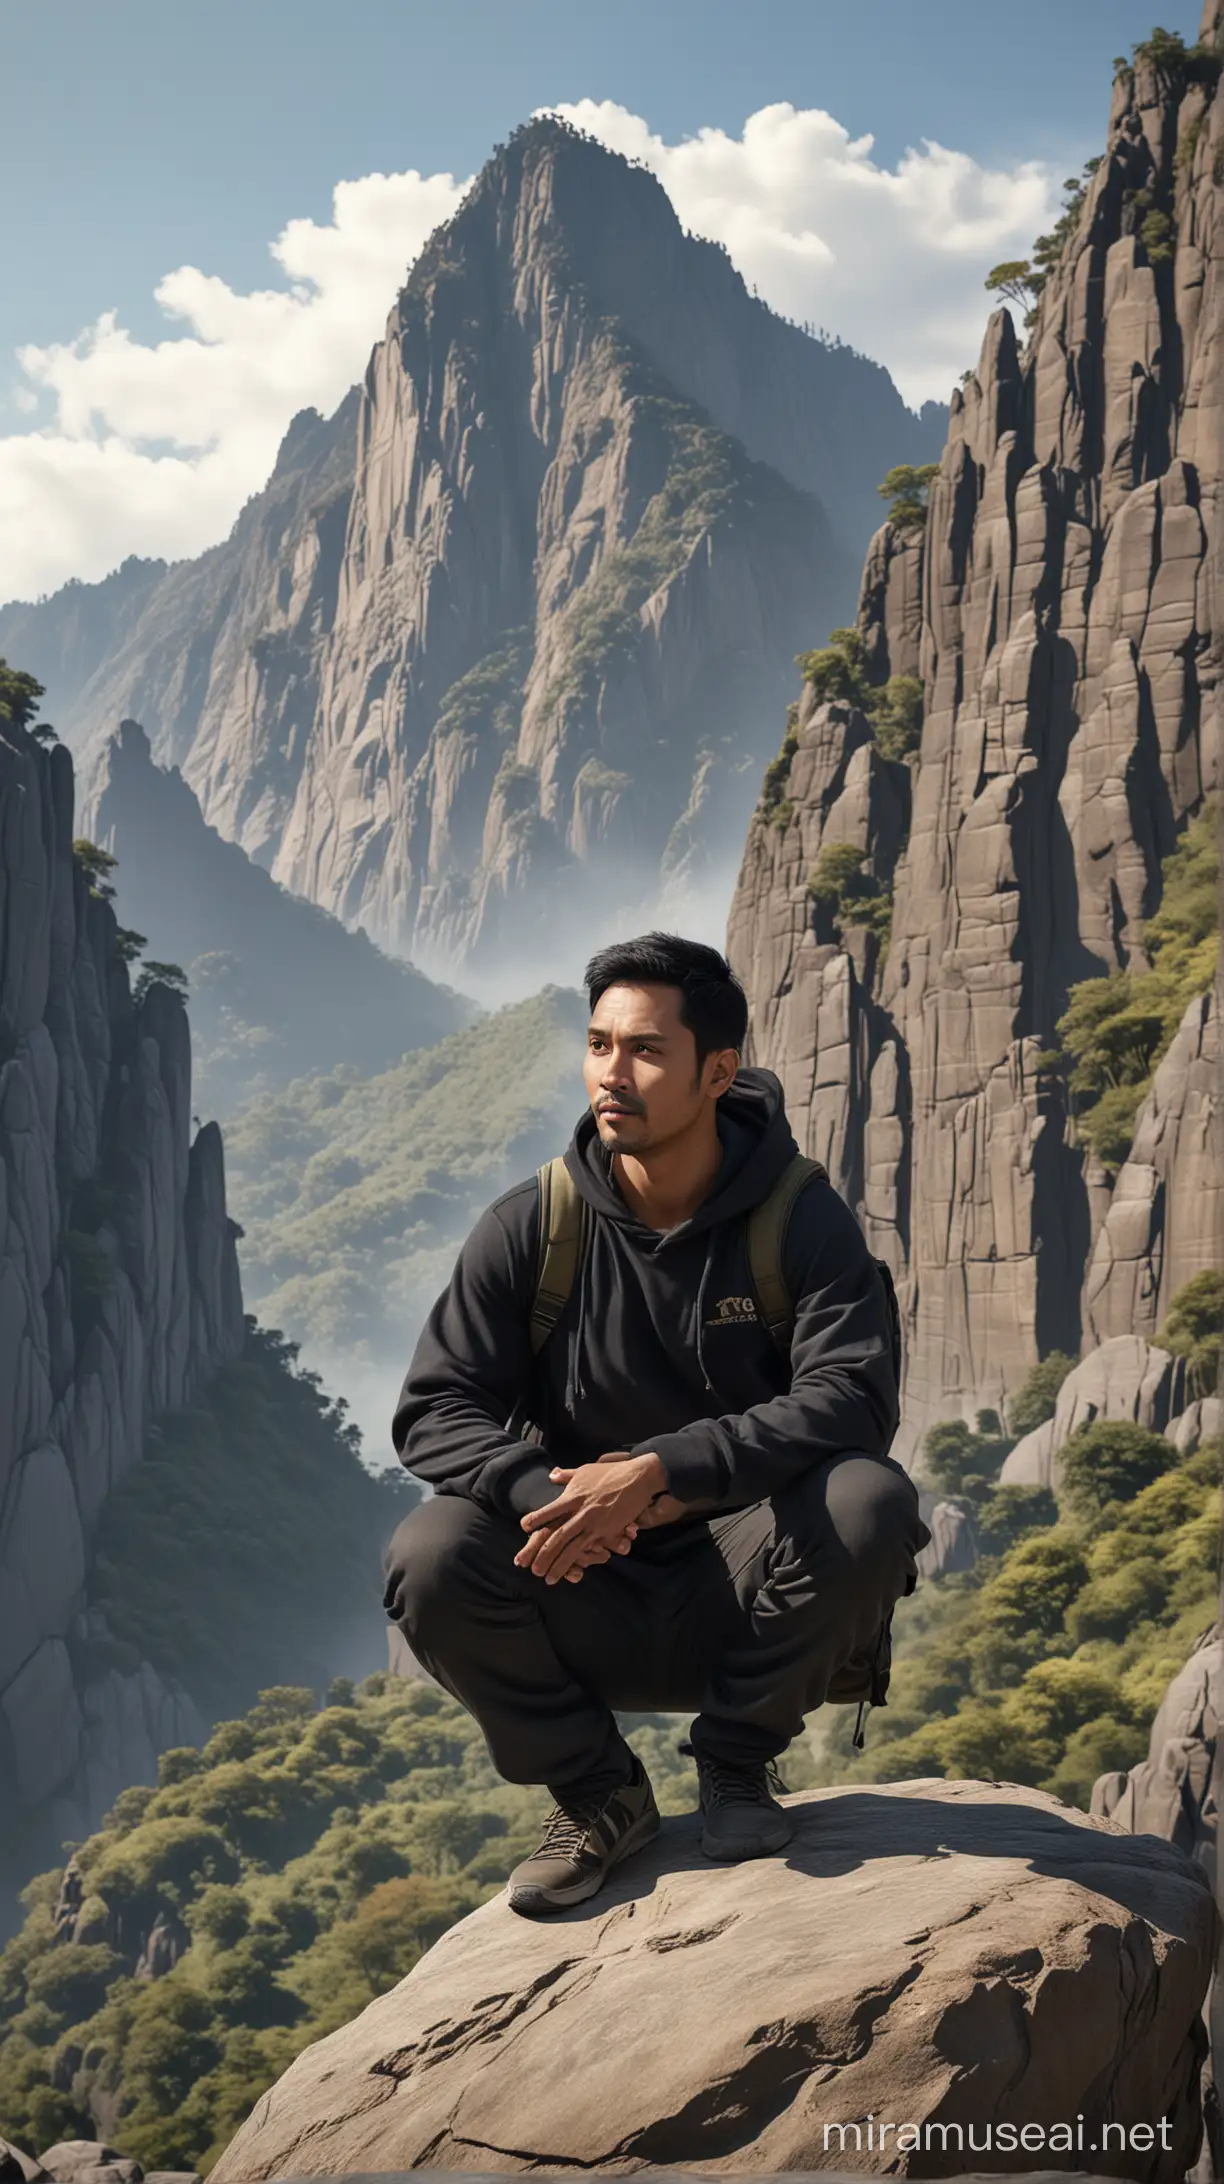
<box><xmin>398</xmin><ymin>106</ymin><xmax>690</xmax><ymax>324</ymax></box>
<box><xmin>3</xmin><ymin>111</ymin><xmax>944</xmax><ymax>975</ymax></box>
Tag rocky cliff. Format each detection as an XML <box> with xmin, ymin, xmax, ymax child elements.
<box><xmin>1</xmin><ymin>119</ymin><xmax>943</xmax><ymax>973</ymax></box>
<box><xmin>0</xmin><ymin>707</ymin><xmax>244</xmax><ymax>1902</ymax></box>
<box><xmin>0</xmin><ymin>405</ymin><xmax>358</xmax><ymax>874</ymax></box>
<box><xmin>729</xmin><ymin>12</ymin><xmax>1223</xmax><ymax>1448</ymax></box>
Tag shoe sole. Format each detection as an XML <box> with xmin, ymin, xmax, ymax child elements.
<box><xmin>507</xmin><ymin>1805</ymin><xmax>662</xmax><ymax>1917</ymax></box>
<box><xmin>700</xmin><ymin>1813</ymin><xmax>795</xmax><ymax>1861</ymax></box>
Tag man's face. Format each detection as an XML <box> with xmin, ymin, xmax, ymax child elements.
<box><xmin>583</xmin><ymin>982</ymin><xmax>736</xmax><ymax>1154</ymax></box>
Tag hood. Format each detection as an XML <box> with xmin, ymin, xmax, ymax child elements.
<box><xmin>563</xmin><ymin>1065</ymin><xmax>800</xmax><ymax>1243</ymax></box>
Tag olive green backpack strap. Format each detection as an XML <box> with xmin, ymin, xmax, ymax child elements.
<box><xmin>529</xmin><ymin>1156</ymin><xmax>587</xmax><ymax>1355</ymax></box>
<box><xmin>748</xmin><ymin>1153</ymin><xmax>828</xmax><ymax>1352</ymax></box>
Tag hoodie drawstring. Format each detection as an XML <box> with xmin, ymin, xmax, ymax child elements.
<box><xmin>567</xmin><ymin>1216</ymin><xmax>722</xmax><ymax>1416</ymax></box>
<box><xmin>694</xmin><ymin>1235</ymin><xmax>717</xmax><ymax>1394</ymax></box>
<box><xmin>565</xmin><ymin>1209</ymin><xmax>594</xmax><ymax>1416</ymax></box>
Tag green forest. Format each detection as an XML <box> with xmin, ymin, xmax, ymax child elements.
<box><xmin>0</xmin><ymin>1683</ymin><xmax>719</xmax><ymax>2172</ymax></box>
<box><xmin>222</xmin><ymin>987</ymin><xmax>586</xmax><ymax>1357</ymax></box>
<box><xmin>802</xmin><ymin>1277</ymin><xmax>1220</xmax><ymax>1801</ymax></box>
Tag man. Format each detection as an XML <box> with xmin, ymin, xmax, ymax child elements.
<box><xmin>384</xmin><ymin>933</ymin><xmax>928</xmax><ymax>1918</ymax></box>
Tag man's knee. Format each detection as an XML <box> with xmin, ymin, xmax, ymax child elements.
<box><xmin>776</xmin><ymin>1453</ymin><xmax>924</xmax><ymax>1578</ymax></box>
<box><xmin>381</xmin><ymin>1491</ymin><xmax>504</xmax><ymax>1632</ymax></box>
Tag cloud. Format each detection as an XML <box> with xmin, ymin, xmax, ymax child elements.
<box><xmin>549</xmin><ymin>100</ymin><xmax>1059</xmax><ymax>408</ymax></box>
<box><xmin>1</xmin><ymin>168</ymin><xmax>468</xmax><ymax>603</ymax></box>
<box><xmin>0</xmin><ymin>109</ymin><xmax>1062</xmax><ymax>604</ymax></box>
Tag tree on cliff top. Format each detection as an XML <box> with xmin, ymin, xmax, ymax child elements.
<box><xmin>877</xmin><ymin>463</ymin><xmax>938</xmax><ymax>531</ymax></box>
<box><xmin>0</xmin><ymin>659</ymin><xmax>57</xmax><ymax>744</ymax></box>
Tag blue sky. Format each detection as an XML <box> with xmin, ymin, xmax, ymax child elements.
<box><xmin>0</xmin><ymin>0</ymin><xmax>1203</xmax><ymax>602</ymax></box>
<box><xmin>4</xmin><ymin>0</ymin><xmax>1200</xmax><ymax>356</ymax></box>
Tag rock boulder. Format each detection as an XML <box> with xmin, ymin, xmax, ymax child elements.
<box><xmin>211</xmin><ymin>1779</ymin><xmax>1215</xmax><ymax>2182</ymax></box>
<box><xmin>1092</xmin><ymin>1623</ymin><xmax>1219</xmax><ymax>1882</ymax></box>
<box><xmin>999</xmin><ymin>1337</ymin><xmax>1188</xmax><ymax>1491</ymax></box>
<box><xmin>916</xmin><ymin>1497</ymin><xmax>979</xmax><ymax>1579</ymax></box>
<box><xmin>37</xmin><ymin>2151</ymin><xmax>140</xmax><ymax>2184</ymax></box>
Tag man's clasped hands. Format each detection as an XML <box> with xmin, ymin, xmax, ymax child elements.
<box><xmin>514</xmin><ymin>1451</ymin><xmax>689</xmax><ymax>1586</ymax></box>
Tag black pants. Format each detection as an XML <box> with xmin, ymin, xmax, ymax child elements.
<box><xmin>382</xmin><ymin>1453</ymin><xmax>928</xmax><ymax>1797</ymax></box>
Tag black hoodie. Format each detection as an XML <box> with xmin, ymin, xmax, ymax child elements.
<box><xmin>391</xmin><ymin>1068</ymin><xmax>900</xmax><ymax>1521</ymax></box>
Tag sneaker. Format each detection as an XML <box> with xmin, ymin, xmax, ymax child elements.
<box><xmin>677</xmin><ymin>1738</ymin><xmax>794</xmax><ymax>1861</ymax></box>
<box><xmin>507</xmin><ymin>1751</ymin><xmax>660</xmax><ymax>1916</ymax></box>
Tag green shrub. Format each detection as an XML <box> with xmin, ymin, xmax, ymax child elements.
<box><xmin>1007</xmin><ymin>1351</ymin><xmax>1075</xmax><ymax>1435</ymax></box>
<box><xmin>72</xmin><ymin>839</ymin><xmax>119</xmax><ymax>900</ymax></box>
<box><xmin>432</xmin><ymin>630</ymin><xmax>529</xmax><ymax>745</ymax></box>
<box><xmin>985</xmin><ymin>261</ymin><xmax>1038</xmax><ymax>314</ymax></box>
<box><xmin>1064</xmin><ymin>1558</ymin><xmax>1170</xmax><ymax>1644</ymax></box>
<box><xmin>978</xmin><ymin>1530</ymin><xmax>1091</xmax><ymax>1640</ymax></box>
<box><xmin>1057</xmin><ymin>1420</ymin><xmax>1178</xmax><ymax>1524</ymax></box>
<box><xmin>1175</xmin><ymin>115</ymin><xmax>1205</xmax><ymax>173</ymax></box>
<box><xmin>976</xmin><ymin>1483</ymin><xmax>1059</xmax><ymax>1555</ymax></box>
<box><xmin>133</xmin><ymin>961</ymin><xmax>189</xmax><ymax>1006</ymax></box>
<box><xmin>784</xmin><ymin>631</ymin><xmax>923</xmax><ymax>773</ymax></box>
<box><xmin>760</xmin><ymin>726</ymin><xmax>799</xmax><ymax>826</ymax></box>
<box><xmin>919</xmin><ymin>1411</ymin><xmax>1012</xmax><ymax>1507</ymax></box>
<box><xmin>84</xmin><ymin>1819</ymin><xmax>240</xmax><ymax>1911</ymax></box>
<box><xmin>795</xmin><ymin>626</ymin><xmax>871</xmax><ymax>703</ymax></box>
<box><xmin>190</xmin><ymin>1885</ymin><xmax>250</xmax><ymax>1946</ymax></box>
<box><xmin>1079</xmin><ymin>1082</ymin><xmax>1149</xmax><ymax>1170</ymax></box>
<box><xmin>871</xmin><ymin>674</ymin><xmax>924</xmax><ymax>760</ymax></box>
<box><xmin>1133</xmin><ymin>27</ymin><xmax>1222</xmax><ymax>89</ymax></box>
<box><xmin>24</xmin><ymin>1944</ymin><xmax>124</xmax><ymax>2028</ymax></box>
<box><xmin>1041</xmin><ymin>1716</ymin><xmax>1147</xmax><ymax>1807</ymax></box>
<box><xmin>1157</xmin><ymin>1270</ymin><xmax>1223</xmax><ymax>1397</ymax></box>
<box><xmin>1026</xmin><ymin>158</ymin><xmax>1103</xmax><ymax>306</ymax></box>
<box><xmin>0</xmin><ymin>660</ymin><xmax>48</xmax><ymax>733</ymax></box>
<box><xmin>1140</xmin><ymin>207</ymin><xmax>1175</xmax><ymax>262</ymax></box>
<box><xmin>114</xmin><ymin>925</ymin><xmax>148</xmax><ymax>966</ymax></box>
<box><xmin>491</xmin><ymin>754</ymin><xmax>537</xmax><ymax>814</ymax></box>
<box><xmin>808</xmin><ymin>842</ymin><xmax>892</xmax><ymax>949</ymax></box>
<box><xmin>1058</xmin><ymin>807</ymin><xmax>1219</xmax><ymax>1170</ymax></box>
<box><xmin>877</xmin><ymin>464</ymin><xmax>939</xmax><ymax>531</ymax></box>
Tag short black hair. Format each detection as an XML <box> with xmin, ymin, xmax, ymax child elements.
<box><xmin>583</xmin><ymin>931</ymin><xmax>748</xmax><ymax>1069</ymax></box>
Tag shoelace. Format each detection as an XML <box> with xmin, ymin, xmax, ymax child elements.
<box><xmin>535</xmin><ymin>1773</ymin><xmax>629</xmax><ymax>1856</ymax></box>
<box><xmin>676</xmin><ymin>1739</ymin><xmax>789</xmax><ymax>1805</ymax></box>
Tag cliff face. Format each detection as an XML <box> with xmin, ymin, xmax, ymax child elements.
<box><xmin>1</xmin><ymin>120</ymin><xmax>942</xmax><ymax>971</ymax></box>
<box><xmin>1</xmin><ymin>403</ymin><xmax>358</xmax><ymax>871</ymax></box>
<box><xmin>0</xmin><ymin>713</ymin><xmax>244</xmax><ymax>1865</ymax></box>
<box><xmin>729</xmin><ymin>12</ymin><xmax>1223</xmax><ymax>1448</ymax></box>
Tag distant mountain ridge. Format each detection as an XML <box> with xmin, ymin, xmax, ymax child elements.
<box><xmin>2</xmin><ymin>117</ymin><xmax>944</xmax><ymax>971</ymax></box>
<box><xmin>81</xmin><ymin>717</ymin><xmax>471</xmax><ymax>1118</ymax></box>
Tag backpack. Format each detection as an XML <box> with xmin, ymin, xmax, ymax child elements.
<box><xmin>527</xmin><ymin>1152</ymin><xmax>905</xmax><ymax>1746</ymax></box>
